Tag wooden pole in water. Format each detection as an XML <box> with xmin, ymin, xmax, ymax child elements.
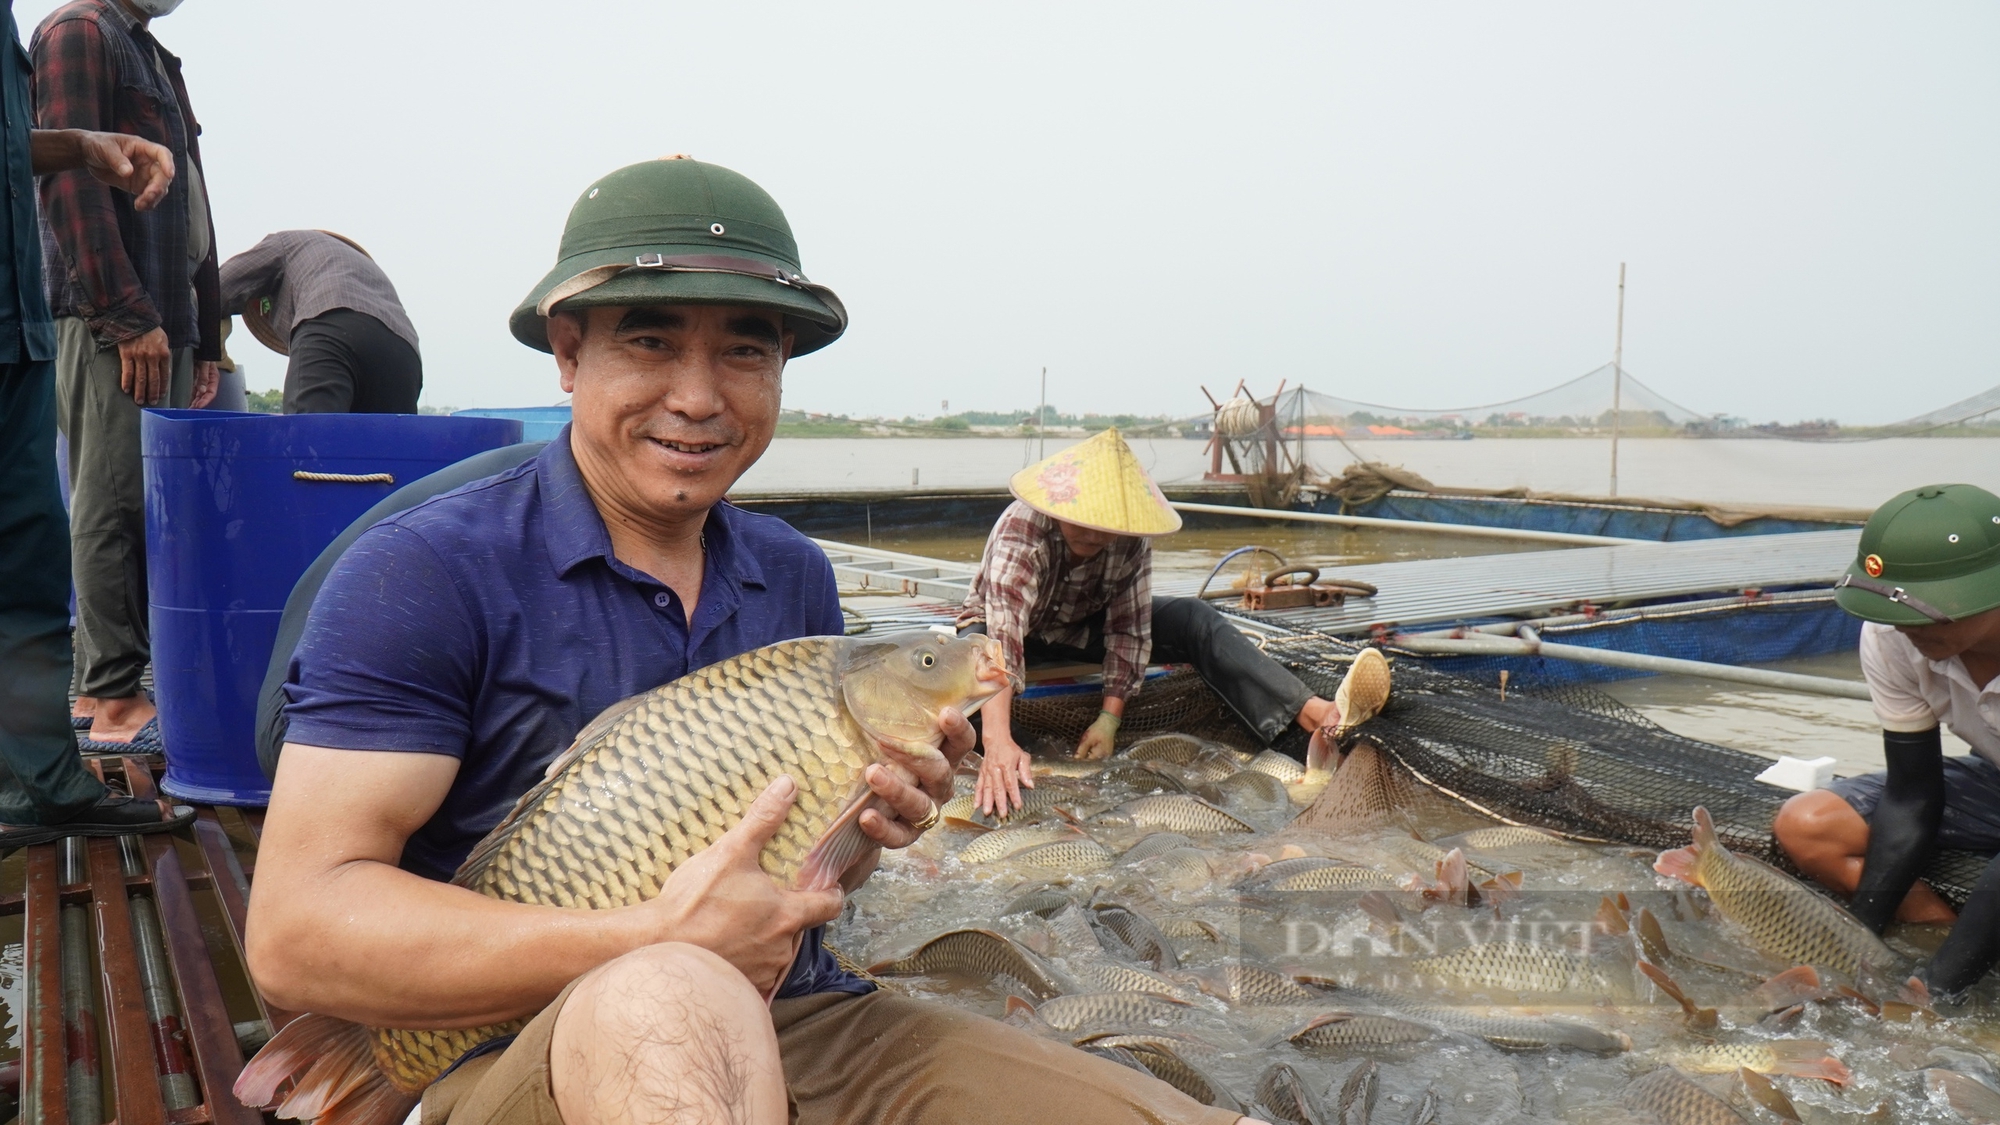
<box><xmin>1610</xmin><ymin>263</ymin><xmax>1626</xmax><ymax>498</ymax></box>
<box><xmin>1037</xmin><ymin>366</ymin><xmax>1048</xmax><ymax>461</ymax></box>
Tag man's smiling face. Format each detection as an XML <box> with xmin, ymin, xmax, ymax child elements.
<box><xmin>552</xmin><ymin>303</ymin><xmax>792</xmax><ymax>525</ymax></box>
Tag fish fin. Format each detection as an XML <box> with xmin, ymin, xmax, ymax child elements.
<box><xmin>1636</xmin><ymin>960</ymin><xmax>1698</xmax><ymax>1014</ymax></box>
<box><xmin>1834</xmin><ymin>984</ymin><xmax>1881</xmax><ymax>1016</ymax></box>
<box><xmin>235</xmin><ymin>1013</ymin><xmax>419</xmax><ymax>1125</ymax></box>
<box><xmin>313</xmin><ymin>1076</ymin><xmax>424</xmax><ymax>1125</ymax></box>
<box><xmin>1436</xmin><ymin>848</ymin><xmax>1470</xmax><ymax>906</ymax></box>
<box><xmin>1476</xmin><ymin>870</ymin><xmax>1522</xmax><ymax>906</ymax></box>
<box><xmin>1653</xmin><ymin>846</ymin><xmax>1700</xmax><ymax>885</ymax></box>
<box><xmin>1752</xmin><ymin>965</ymin><xmax>1825</xmax><ymax>1011</ymax></box>
<box><xmin>1595</xmin><ymin>896</ymin><xmax>1630</xmax><ymax>936</ymax></box>
<box><xmin>450</xmin><ymin>694</ymin><xmax>653</xmax><ymax>888</ymax></box>
<box><xmin>795</xmin><ymin>786</ymin><xmax>882</xmax><ymax>894</ymax></box>
<box><xmin>1635</xmin><ymin>908</ymin><xmax>1672</xmax><ymax>964</ymax></box>
<box><xmin>1762</xmin><ymin>1042</ymin><xmax>1851</xmax><ymax>1087</ymax></box>
<box><xmin>1358</xmin><ymin>889</ymin><xmax>1403</xmax><ymax>930</ymax></box>
<box><xmin>1305</xmin><ymin>726</ymin><xmax>1337</xmax><ymax>773</ymax></box>
<box><xmin>1691</xmin><ymin>806</ymin><xmax>1719</xmax><ymax>851</ymax></box>
<box><xmin>1738</xmin><ymin>1068</ymin><xmax>1803</xmax><ymax>1122</ymax></box>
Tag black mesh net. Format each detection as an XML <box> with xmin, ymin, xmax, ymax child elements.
<box><xmin>1007</xmin><ymin>625</ymin><xmax>1993</xmax><ymax>908</ymax></box>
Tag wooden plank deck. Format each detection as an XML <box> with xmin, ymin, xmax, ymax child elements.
<box><xmin>5</xmin><ymin>758</ymin><xmax>269</xmax><ymax>1125</ymax></box>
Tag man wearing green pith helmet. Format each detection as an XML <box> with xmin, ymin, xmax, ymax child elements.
<box><xmin>244</xmin><ymin>157</ymin><xmax>1267</xmax><ymax>1125</ymax></box>
<box><xmin>1776</xmin><ymin>483</ymin><xmax>2000</xmax><ymax>997</ymax></box>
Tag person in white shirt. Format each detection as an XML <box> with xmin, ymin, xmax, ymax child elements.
<box><xmin>1775</xmin><ymin>483</ymin><xmax>2000</xmax><ymax>996</ymax></box>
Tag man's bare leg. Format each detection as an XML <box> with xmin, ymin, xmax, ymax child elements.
<box><xmin>1295</xmin><ymin>696</ymin><xmax>1335</xmax><ymax>732</ymax></box>
<box><xmin>1775</xmin><ymin>790</ymin><xmax>1957</xmax><ymax>925</ymax></box>
<box><xmin>550</xmin><ymin>943</ymin><xmax>787</xmax><ymax>1125</ymax></box>
<box><xmin>84</xmin><ymin>692</ymin><xmax>155</xmax><ymax>742</ymax></box>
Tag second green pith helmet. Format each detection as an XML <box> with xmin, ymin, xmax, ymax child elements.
<box><xmin>510</xmin><ymin>158</ymin><xmax>847</xmax><ymax>355</ymax></box>
<box><xmin>1835</xmin><ymin>483</ymin><xmax>2000</xmax><ymax>626</ymax></box>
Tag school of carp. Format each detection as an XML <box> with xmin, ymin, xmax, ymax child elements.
<box><xmin>834</xmin><ymin>728</ymin><xmax>2000</xmax><ymax>1124</ymax></box>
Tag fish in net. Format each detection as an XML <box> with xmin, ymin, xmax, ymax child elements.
<box><xmin>1004</xmin><ymin>623</ymin><xmax>1991</xmax><ymax>908</ymax></box>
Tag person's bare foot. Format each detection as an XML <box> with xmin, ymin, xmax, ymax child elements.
<box><xmin>1295</xmin><ymin>695</ymin><xmax>1338</xmax><ymax>732</ymax></box>
<box><xmin>71</xmin><ymin>697</ymin><xmax>95</xmax><ymax>723</ymax></box>
<box><xmin>86</xmin><ymin>694</ymin><xmax>156</xmax><ymax>743</ymax></box>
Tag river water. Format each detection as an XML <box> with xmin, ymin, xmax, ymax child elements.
<box><xmin>736</xmin><ymin>435</ymin><xmax>2000</xmax><ymax>510</ymax></box>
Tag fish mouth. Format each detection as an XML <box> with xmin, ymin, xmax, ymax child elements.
<box><xmin>974</xmin><ymin>638</ymin><xmax>1021</xmax><ymax>691</ymax></box>
<box><xmin>963</xmin><ymin>637</ymin><xmax>1021</xmax><ymax>715</ymax></box>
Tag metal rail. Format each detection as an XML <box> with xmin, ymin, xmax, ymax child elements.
<box><xmin>1168</xmin><ymin>500</ymin><xmax>1645</xmax><ymax>547</ymax></box>
<box><xmin>813</xmin><ymin>539</ymin><xmax>977</xmax><ymax>602</ymax></box>
<box><xmin>1388</xmin><ymin>627</ymin><xmax>1871</xmax><ymax>700</ymax></box>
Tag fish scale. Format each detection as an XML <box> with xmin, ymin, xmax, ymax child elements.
<box><xmin>1122</xmin><ymin>794</ymin><xmax>1255</xmax><ymax>833</ymax></box>
<box><xmin>239</xmin><ymin>634</ymin><xmax>1012</xmax><ymax>1098</ymax></box>
<box><xmin>1412</xmin><ymin>941</ymin><xmax>1610</xmax><ymax>994</ymax></box>
<box><xmin>1620</xmin><ymin>1066</ymin><xmax>1749</xmax><ymax>1124</ymax></box>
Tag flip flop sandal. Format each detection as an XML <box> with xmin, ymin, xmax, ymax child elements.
<box><xmin>78</xmin><ymin>716</ymin><xmax>164</xmax><ymax>754</ymax></box>
<box><xmin>70</xmin><ymin>715</ymin><xmax>93</xmax><ymax>731</ymax></box>
<box><xmin>0</xmin><ymin>794</ymin><xmax>195</xmax><ymax>848</ymax></box>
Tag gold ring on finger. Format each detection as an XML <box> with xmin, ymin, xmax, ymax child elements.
<box><xmin>911</xmin><ymin>799</ymin><xmax>940</xmax><ymax>832</ymax></box>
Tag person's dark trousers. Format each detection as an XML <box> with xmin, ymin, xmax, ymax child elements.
<box><xmin>0</xmin><ymin>360</ymin><xmax>107</xmax><ymax>823</ymax></box>
<box><xmin>283</xmin><ymin>309</ymin><xmax>422</xmax><ymax>414</ymax></box>
<box><xmin>972</xmin><ymin>595</ymin><xmax>1315</xmax><ymax>747</ymax></box>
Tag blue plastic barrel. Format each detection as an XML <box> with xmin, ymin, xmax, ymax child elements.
<box><xmin>142</xmin><ymin>410</ymin><xmax>525</xmax><ymax>805</ymax></box>
<box><xmin>453</xmin><ymin>405</ymin><xmax>570</xmax><ymax>442</ymax></box>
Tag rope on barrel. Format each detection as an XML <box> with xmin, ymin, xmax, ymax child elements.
<box><xmin>293</xmin><ymin>470</ymin><xmax>395</xmax><ymax>484</ymax></box>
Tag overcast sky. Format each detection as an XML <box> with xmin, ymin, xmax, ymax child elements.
<box><xmin>19</xmin><ymin>1</ymin><xmax>1997</xmax><ymax>424</ymax></box>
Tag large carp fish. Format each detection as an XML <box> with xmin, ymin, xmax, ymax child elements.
<box><xmin>237</xmin><ymin>631</ymin><xmax>1012</xmax><ymax>1125</ymax></box>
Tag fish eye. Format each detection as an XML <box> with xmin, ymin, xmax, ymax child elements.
<box><xmin>919</xmin><ymin>651</ymin><xmax>936</xmax><ymax>668</ymax></box>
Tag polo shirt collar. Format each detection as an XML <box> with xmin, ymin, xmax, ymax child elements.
<box><xmin>538</xmin><ymin>429</ymin><xmax>767</xmax><ymax>595</ymax></box>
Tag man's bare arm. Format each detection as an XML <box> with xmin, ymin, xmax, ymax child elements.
<box><xmin>246</xmin><ymin>744</ymin><xmax>842</xmax><ymax>1028</ymax></box>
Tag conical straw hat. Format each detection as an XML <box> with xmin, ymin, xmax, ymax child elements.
<box><xmin>1010</xmin><ymin>428</ymin><xmax>1183</xmax><ymax>537</ymax></box>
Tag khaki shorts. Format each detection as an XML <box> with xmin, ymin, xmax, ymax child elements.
<box><xmin>423</xmin><ymin>985</ymin><xmax>1240</xmax><ymax>1125</ymax></box>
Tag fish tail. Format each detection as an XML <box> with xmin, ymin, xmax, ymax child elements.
<box><xmin>234</xmin><ymin>1014</ymin><xmax>419</xmax><ymax>1125</ymax></box>
<box><xmin>1766</xmin><ymin>1042</ymin><xmax>1851</xmax><ymax>1087</ymax></box>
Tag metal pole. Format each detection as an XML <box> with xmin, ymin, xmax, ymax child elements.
<box><xmin>1167</xmin><ymin>500</ymin><xmax>1644</xmax><ymax>546</ymax></box>
<box><xmin>60</xmin><ymin>836</ymin><xmax>103</xmax><ymax>1125</ymax></box>
<box><xmin>119</xmin><ymin>836</ymin><xmax>199</xmax><ymax>1109</ymax></box>
<box><xmin>1037</xmin><ymin>366</ymin><xmax>1048</xmax><ymax>461</ymax></box>
<box><xmin>1610</xmin><ymin>262</ymin><xmax>1626</xmax><ymax>498</ymax></box>
<box><xmin>1387</xmin><ymin>628</ymin><xmax>1871</xmax><ymax>700</ymax></box>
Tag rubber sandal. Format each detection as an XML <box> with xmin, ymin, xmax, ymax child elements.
<box><xmin>0</xmin><ymin>794</ymin><xmax>194</xmax><ymax>848</ymax></box>
<box><xmin>78</xmin><ymin>715</ymin><xmax>163</xmax><ymax>754</ymax></box>
<box><xmin>70</xmin><ymin>715</ymin><xmax>93</xmax><ymax>731</ymax></box>
<box><xmin>1332</xmin><ymin>647</ymin><xmax>1393</xmax><ymax>736</ymax></box>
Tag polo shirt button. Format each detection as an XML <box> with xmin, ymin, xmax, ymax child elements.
<box><xmin>653</xmin><ymin>592</ymin><xmax>671</xmax><ymax>608</ymax></box>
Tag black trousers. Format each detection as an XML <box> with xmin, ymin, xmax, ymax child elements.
<box><xmin>0</xmin><ymin>359</ymin><xmax>106</xmax><ymax>822</ymax></box>
<box><xmin>283</xmin><ymin>309</ymin><xmax>423</xmax><ymax>414</ymax></box>
<box><xmin>971</xmin><ymin>595</ymin><xmax>1315</xmax><ymax>747</ymax></box>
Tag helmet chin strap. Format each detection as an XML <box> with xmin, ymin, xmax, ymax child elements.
<box><xmin>1835</xmin><ymin>574</ymin><xmax>1954</xmax><ymax>624</ymax></box>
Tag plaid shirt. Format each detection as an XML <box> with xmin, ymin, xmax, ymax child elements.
<box><xmin>959</xmin><ymin>500</ymin><xmax>1153</xmax><ymax>699</ymax></box>
<box><xmin>32</xmin><ymin>0</ymin><xmax>220</xmax><ymax>357</ymax></box>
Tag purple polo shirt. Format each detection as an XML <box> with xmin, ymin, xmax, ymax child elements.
<box><xmin>283</xmin><ymin>429</ymin><xmax>867</xmax><ymax>1000</ymax></box>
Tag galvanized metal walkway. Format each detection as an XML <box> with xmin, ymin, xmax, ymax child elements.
<box><xmin>826</xmin><ymin>528</ymin><xmax>1863</xmax><ymax>638</ymax></box>
<box><xmin>9</xmin><ymin>757</ymin><xmax>278</xmax><ymax>1125</ymax></box>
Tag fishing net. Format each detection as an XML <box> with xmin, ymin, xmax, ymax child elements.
<box><xmin>1007</xmin><ymin>623</ymin><xmax>1993</xmax><ymax>908</ymax></box>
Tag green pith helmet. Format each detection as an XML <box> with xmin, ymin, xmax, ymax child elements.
<box><xmin>510</xmin><ymin>157</ymin><xmax>846</xmax><ymax>355</ymax></box>
<box><xmin>1835</xmin><ymin>483</ymin><xmax>2000</xmax><ymax>626</ymax></box>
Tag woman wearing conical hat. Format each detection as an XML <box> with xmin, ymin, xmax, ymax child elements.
<box><xmin>959</xmin><ymin>429</ymin><xmax>1391</xmax><ymax>816</ymax></box>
